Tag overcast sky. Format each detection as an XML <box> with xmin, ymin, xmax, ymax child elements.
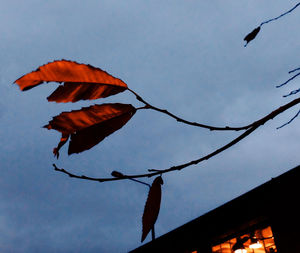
<box><xmin>1</xmin><ymin>1</ymin><xmax>300</xmax><ymax>252</ymax></box>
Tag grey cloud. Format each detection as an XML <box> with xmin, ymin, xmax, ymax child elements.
<box><xmin>1</xmin><ymin>1</ymin><xmax>300</xmax><ymax>252</ymax></box>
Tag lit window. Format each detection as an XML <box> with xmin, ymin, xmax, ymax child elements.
<box><xmin>211</xmin><ymin>226</ymin><xmax>277</xmax><ymax>253</ymax></box>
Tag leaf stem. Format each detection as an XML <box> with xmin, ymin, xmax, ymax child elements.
<box><xmin>128</xmin><ymin>178</ymin><xmax>151</xmax><ymax>188</ymax></box>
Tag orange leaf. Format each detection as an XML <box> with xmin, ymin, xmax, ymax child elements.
<box><xmin>44</xmin><ymin>103</ymin><xmax>136</xmax><ymax>155</ymax></box>
<box><xmin>14</xmin><ymin>60</ymin><xmax>127</xmax><ymax>102</ymax></box>
<box><xmin>141</xmin><ymin>176</ymin><xmax>163</xmax><ymax>242</ymax></box>
<box><xmin>68</xmin><ymin>109</ymin><xmax>135</xmax><ymax>154</ymax></box>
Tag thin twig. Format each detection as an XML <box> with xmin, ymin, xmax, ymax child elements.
<box><xmin>277</xmin><ymin>109</ymin><xmax>300</xmax><ymax>129</ymax></box>
<box><xmin>128</xmin><ymin>88</ymin><xmax>252</xmax><ymax>131</ymax></box>
<box><xmin>53</xmin><ymin>164</ymin><xmax>107</xmax><ymax>182</ymax></box>
<box><xmin>244</xmin><ymin>2</ymin><xmax>300</xmax><ymax>46</ymax></box>
<box><xmin>260</xmin><ymin>2</ymin><xmax>300</xmax><ymax>26</ymax></box>
<box><xmin>289</xmin><ymin>67</ymin><xmax>300</xmax><ymax>74</ymax></box>
<box><xmin>53</xmin><ymin>97</ymin><xmax>300</xmax><ymax>182</ymax></box>
<box><xmin>283</xmin><ymin>88</ymin><xmax>300</xmax><ymax>98</ymax></box>
<box><xmin>277</xmin><ymin>72</ymin><xmax>300</xmax><ymax>88</ymax></box>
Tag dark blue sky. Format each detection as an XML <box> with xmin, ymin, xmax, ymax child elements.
<box><xmin>1</xmin><ymin>1</ymin><xmax>300</xmax><ymax>252</ymax></box>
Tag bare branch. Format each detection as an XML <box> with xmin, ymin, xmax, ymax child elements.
<box><xmin>128</xmin><ymin>88</ymin><xmax>253</xmax><ymax>131</ymax></box>
<box><xmin>53</xmin><ymin>97</ymin><xmax>300</xmax><ymax>183</ymax></box>
<box><xmin>260</xmin><ymin>2</ymin><xmax>300</xmax><ymax>26</ymax></box>
<box><xmin>111</xmin><ymin>170</ymin><xmax>151</xmax><ymax>187</ymax></box>
<box><xmin>283</xmin><ymin>88</ymin><xmax>300</xmax><ymax>98</ymax></box>
<box><xmin>277</xmin><ymin>72</ymin><xmax>300</xmax><ymax>88</ymax></box>
<box><xmin>289</xmin><ymin>67</ymin><xmax>300</xmax><ymax>74</ymax></box>
<box><xmin>53</xmin><ymin>164</ymin><xmax>107</xmax><ymax>182</ymax></box>
<box><xmin>244</xmin><ymin>2</ymin><xmax>300</xmax><ymax>46</ymax></box>
<box><xmin>277</xmin><ymin>109</ymin><xmax>300</xmax><ymax>129</ymax></box>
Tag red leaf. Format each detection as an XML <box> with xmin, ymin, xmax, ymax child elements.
<box><xmin>68</xmin><ymin>109</ymin><xmax>135</xmax><ymax>154</ymax></box>
<box><xmin>44</xmin><ymin>103</ymin><xmax>136</xmax><ymax>155</ymax></box>
<box><xmin>14</xmin><ymin>60</ymin><xmax>127</xmax><ymax>102</ymax></box>
<box><xmin>141</xmin><ymin>176</ymin><xmax>163</xmax><ymax>242</ymax></box>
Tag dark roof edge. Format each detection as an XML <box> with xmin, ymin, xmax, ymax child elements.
<box><xmin>130</xmin><ymin>164</ymin><xmax>300</xmax><ymax>252</ymax></box>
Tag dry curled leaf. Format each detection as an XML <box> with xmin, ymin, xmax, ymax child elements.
<box><xmin>14</xmin><ymin>60</ymin><xmax>127</xmax><ymax>102</ymax></box>
<box><xmin>244</xmin><ymin>26</ymin><xmax>261</xmax><ymax>46</ymax></box>
<box><xmin>111</xmin><ymin>171</ymin><xmax>125</xmax><ymax>178</ymax></box>
<box><xmin>44</xmin><ymin>103</ymin><xmax>136</xmax><ymax>155</ymax></box>
<box><xmin>141</xmin><ymin>176</ymin><xmax>164</xmax><ymax>242</ymax></box>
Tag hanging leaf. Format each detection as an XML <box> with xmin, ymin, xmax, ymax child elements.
<box><xmin>44</xmin><ymin>103</ymin><xmax>136</xmax><ymax>155</ymax></box>
<box><xmin>244</xmin><ymin>26</ymin><xmax>261</xmax><ymax>47</ymax></box>
<box><xmin>14</xmin><ymin>60</ymin><xmax>128</xmax><ymax>102</ymax></box>
<box><xmin>141</xmin><ymin>176</ymin><xmax>164</xmax><ymax>242</ymax></box>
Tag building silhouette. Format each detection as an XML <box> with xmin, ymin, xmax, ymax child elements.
<box><xmin>130</xmin><ymin>165</ymin><xmax>300</xmax><ymax>253</ymax></box>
